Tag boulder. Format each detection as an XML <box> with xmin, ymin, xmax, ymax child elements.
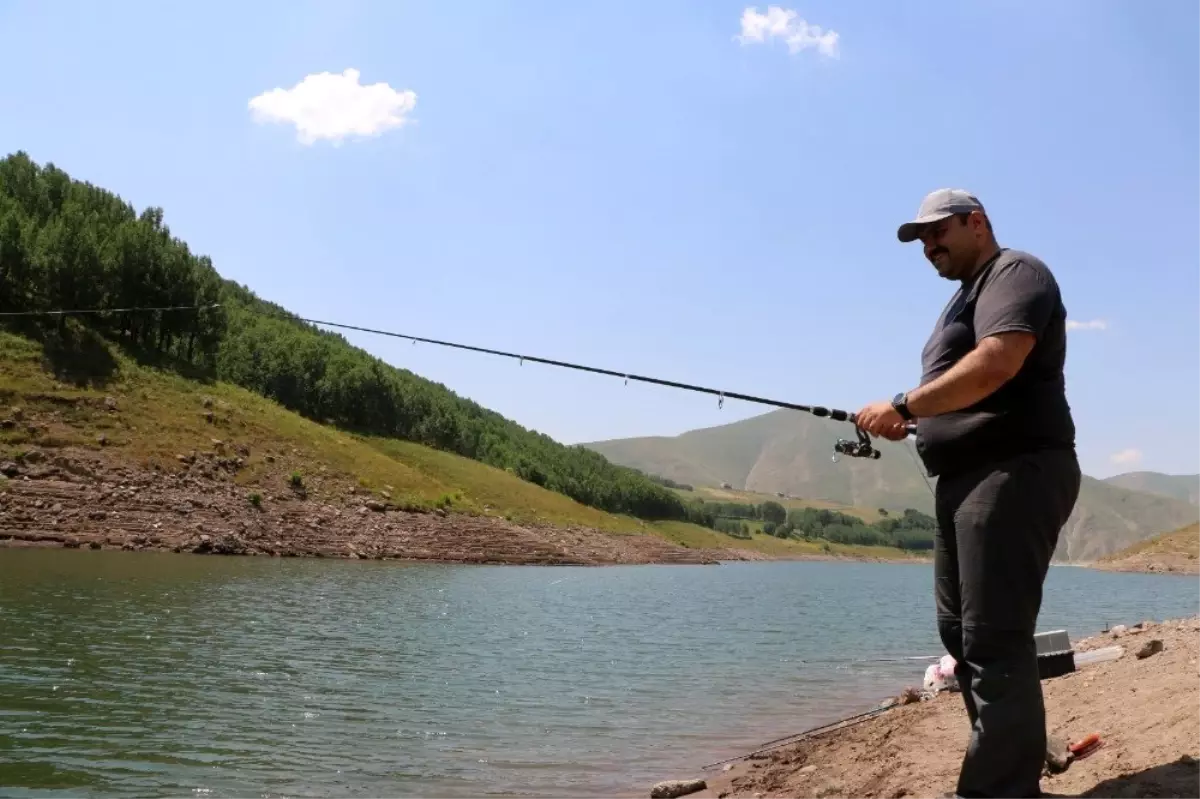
<box><xmin>650</xmin><ymin>779</ymin><xmax>707</xmax><ymax>799</ymax></box>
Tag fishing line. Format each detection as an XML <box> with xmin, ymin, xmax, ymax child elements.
<box><xmin>0</xmin><ymin>303</ymin><xmax>222</xmax><ymax>317</ymax></box>
<box><xmin>268</xmin><ymin>312</ymin><xmax>919</xmax><ymax>463</ymax></box>
<box><xmin>0</xmin><ymin>302</ymin><xmax>928</xmax><ymax>468</ymax></box>
<box><xmin>700</xmin><ymin>707</ymin><xmax>889</xmax><ymax>770</ymax></box>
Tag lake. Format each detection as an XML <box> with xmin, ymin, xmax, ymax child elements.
<box><xmin>1</xmin><ymin>550</ymin><xmax>1195</xmax><ymax>797</ymax></box>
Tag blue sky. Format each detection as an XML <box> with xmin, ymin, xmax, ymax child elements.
<box><xmin>1</xmin><ymin>0</ymin><xmax>1196</xmax><ymax>479</ymax></box>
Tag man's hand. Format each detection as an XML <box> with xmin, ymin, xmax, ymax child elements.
<box><xmin>853</xmin><ymin>401</ymin><xmax>909</xmax><ymax>440</ymax></box>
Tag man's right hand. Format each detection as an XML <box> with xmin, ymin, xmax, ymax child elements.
<box><xmin>877</xmin><ymin>422</ymin><xmax>910</xmax><ymax>441</ymax></box>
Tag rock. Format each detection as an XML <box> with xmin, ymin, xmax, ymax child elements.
<box><xmin>21</xmin><ymin>450</ymin><xmax>44</xmax><ymax>464</ymax></box>
<box><xmin>88</xmin><ymin>541</ymin><xmax>101</xmax><ymax>550</ymax></box>
<box><xmin>97</xmin><ymin>434</ymin><xmax>108</xmax><ymax>446</ymax></box>
<box><xmin>10</xmin><ymin>407</ymin><xmax>23</xmax><ymax>421</ymax></box>
<box><xmin>879</xmin><ymin>697</ymin><xmax>898</xmax><ymax>710</ymax></box>
<box><xmin>1046</xmin><ymin>733</ymin><xmax>1073</xmax><ymax>773</ymax></box>
<box><xmin>104</xmin><ymin>396</ymin><xmax>118</xmax><ymax>411</ymax></box>
<box><xmin>1110</xmin><ymin>625</ymin><xmax>1128</xmax><ymax>638</ymax></box>
<box><xmin>202</xmin><ymin>396</ymin><xmax>214</xmax><ymax>408</ymax></box>
<box><xmin>0</xmin><ymin>462</ymin><xmax>19</xmax><ymax>478</ymax></box>
<box><xmin>899</xmin><ymin>686</ymin><xmax>923</xmax><ymax>705</ymax></box>
<box><xmin>211</xmin><ymin>439</ymin><xmax>225</xmax><ymax>451</ymax></box>
<box><xmin>650</xmin><ymin>779</ymin><xmax>707</xmax><ymax>798</ymax></box>
<box><xmin>0</xmin><ymin>419</ymin><xmax>13</xmax><ymax>429</ymax></box>
<box><xmin>365</xmin><ymin>500</ymin><xmax>387</xmax><ymax>512</ymax></box>
<box><xmin>381</xmin><ymin>490</ymin><xmax>392</xmax><ymax>500</ymax></box>
<box><xmin>1135</xmin><ymin>639</ymin><xmax>1164</xmax><ymax>659</ymax></box>
<box><xmin>799</xmin><ymin>765</ymin><xmax>817</xmax><ymax>776</ymax></box>
<box><xmin>265</xmin><ymin>455</ymin><xmax>275</xmax><ymax>464</ymax></box>
<box><xmin>203</xmin><ymin>411</ymin><xmax>214</xmax><ymax>424</ymax></box>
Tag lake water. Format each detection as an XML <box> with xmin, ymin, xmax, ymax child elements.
<box><xmin>1</xmin><ymin>550</ymin><xmax>1196</xmax><ymax>798</ymax></box>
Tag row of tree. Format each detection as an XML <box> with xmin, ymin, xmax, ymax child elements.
<box><xmin>686</xmin><ymin>497</ymin><xmax>937</xmax><ymax>550</ymax></box>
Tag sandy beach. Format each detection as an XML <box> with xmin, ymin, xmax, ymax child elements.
<box><xmin>651</xmin><ymin>616</ymin><xmax>1199</xmax><ymax>799</ymax></box>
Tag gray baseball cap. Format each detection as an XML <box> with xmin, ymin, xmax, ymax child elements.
<box><xmin>896</xmin><ymin>188</ymin><xmax>984</xmax><ymax>242</ymax></box>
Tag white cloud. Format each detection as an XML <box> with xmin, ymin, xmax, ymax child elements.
<box><xmin>1066</xmin><ymin>318</ymin><xmax>1108</xmax><ymax>331</ymax></box>
<box><xmin>248</xmin><ymin>68</ymin><xmax>417</xmax><ymax>145</ymax></box>
<box><xmin>1110</xmin><ymin>448</ymin><xmax>1142</xmax><ymax>467</ymax></box>
<box><xmin>736</xmin><ymin>6</ymin><xmax>840</xmax><ymax>58</ymax></box>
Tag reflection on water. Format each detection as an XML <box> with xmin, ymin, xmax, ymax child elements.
<box><xmin>1</xmin><ymin>549</ymin><xmax>1194</xmax><ymax>797</ymax></box>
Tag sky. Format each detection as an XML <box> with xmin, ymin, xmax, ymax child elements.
<box><xmin>1</xmin><ymin>0</ymin><xmax>1197</xmax><ymax>479</ymax></box>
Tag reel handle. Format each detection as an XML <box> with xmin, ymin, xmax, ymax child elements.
<box><xmin>832</xmin><ymin>423</ymin><xmax>918</xmax><ymax>460</ymax></box>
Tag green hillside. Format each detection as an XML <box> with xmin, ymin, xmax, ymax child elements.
<box><xmin>0</xmin><ymin>150</ymin><xmax>694</xmax><ymax>524</ymax></box>
<box><xmin>0</xmin><ymin>327</ymin><xmax>935</xmax><ymax>563</ymax></box>
<box><xmin>0</xmin><ymin>150</ymin><xmax>940</xmax><ymax>561</ymax></box>
<box><xmin>583</xmin><ymin>410</ymin><xmax>1200</xmax><ymax>562</ymax></box>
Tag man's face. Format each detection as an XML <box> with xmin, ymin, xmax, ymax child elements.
<box><xmin>918</xmin><ymin>214</ymin><xmax>983</xmax><ymax>281</ymax></box>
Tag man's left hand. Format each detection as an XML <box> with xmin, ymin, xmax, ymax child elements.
<box><xmin>854</xmin><ymin>400</ymin><xmax>908</xmax><ymax>440</ymax></box>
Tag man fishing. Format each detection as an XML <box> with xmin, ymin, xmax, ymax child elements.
<box><xmin>853</xmin><ymin>188</ymin><xmax>1081</xmax><ymax>799</ymax></box>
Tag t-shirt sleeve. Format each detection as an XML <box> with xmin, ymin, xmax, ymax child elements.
<box><xmin>973</xmin><ymin>259</ymin><xmax>1056</xmax><ymax>342</ymax></box>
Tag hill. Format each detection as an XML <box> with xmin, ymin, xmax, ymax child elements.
<box><xmin>0</xmin><ymin>150</ymin><xmax>932</xmax><ymax>564</ymax></box>
<box><xmin>583</xmin><ymin>410</ymin><xmax>1200</xmax><ymax>562</ymax></box>
<box><xmin>1102</xmin><ymin>471</ymin><xmax>1199</xmax><ymax>506</ymax></box>
<box><xmin>0</xmin><ymin>327</ymin><xmax>847</xmax><ymax>563</ymax></box>
<box><xmin>1093</xmin><ymin>522</ymin><xmax>1199</xmax><ymax>575</ymax></box>
<box><xmin>0</xmin><ymin>150</ymin><xmax>695</xmax><ymax>527</ymax></box>
<box><xmin>586</xmin><ymin>409</ymin><xmax>935</xmax><ymax>514</ymax></box>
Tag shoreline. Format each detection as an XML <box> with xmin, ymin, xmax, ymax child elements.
<box><xmin>664</xmin><ymin>615</ymin><xmax>1200</xmax><ymax>799</ymax></box>
<box><xmin>0</xmin><ymin>449</ymin><xmax>929</xmax><ymax>567</ymax></box>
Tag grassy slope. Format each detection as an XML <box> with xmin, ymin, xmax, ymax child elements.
<box><xmin>1099</xmin><ymin>522</ymin><xmax>1199</xmax><ymax>563</ymax></box>
<box><xmin>677</xmin><ymin>484</ymin><xmax>884</xmax><ymax>523</ymax></box>
<box><xmin>0</xmin><ymin>329</ymin><xmax>915</xmax><ymax>561</ymax></box>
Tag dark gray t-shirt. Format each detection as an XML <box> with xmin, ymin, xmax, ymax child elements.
<box><xmin>914</xmin><ymin>247</ymin><xmax>1076</xmax><ymax>477</ymax></box>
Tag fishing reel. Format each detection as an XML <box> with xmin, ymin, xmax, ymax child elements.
<box><xmin>832</xmin><ymin>426</ymin><xmax>882</xmax><ymax>461</ymax></box>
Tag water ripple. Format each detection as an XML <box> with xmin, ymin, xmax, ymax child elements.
<box><xmin>1</xmin><ymin>550</ymin><xmax>1195</xmax><ymax>797</ymax></box>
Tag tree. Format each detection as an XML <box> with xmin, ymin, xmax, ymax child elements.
<box><xmin>760</xmin><ymin>500</ymin><xmax>787</xmax><ymax>525</ymax></box>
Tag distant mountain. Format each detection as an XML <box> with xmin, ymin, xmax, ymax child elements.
<box><xmin>585</xmin><ymin>410</ymin><xmax>935</xmax><ymax>514</ymax></box>
<box><xmin>583</xmin><ymin>410</ymin><xmax>1200</xmax><ymax>563</ymax></box>
<box><xmin>1103</xmin><ymin>472</ymin><xmax>1199</xmax><ymax>506</ymax></box>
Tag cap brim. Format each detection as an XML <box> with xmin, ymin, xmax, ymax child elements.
<box><xmin>897</xmin><ymin>212</ymin><xmax>953</xmax><ymax>243</ymax></box>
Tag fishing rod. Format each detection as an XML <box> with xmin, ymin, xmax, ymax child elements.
<box><xmin>700</xmin><ymin>706</ymin><xmax>890</xmax><ymax>770</ymax></box>
<box><xmin>276</xmin><ymin>312</ymin><xmax>917</xmax><ymax>462</ymax></box>
<box><xmin>0</xmin><ymin>302</ymin><xmax>916</xmax><ymax>462</ymax></box>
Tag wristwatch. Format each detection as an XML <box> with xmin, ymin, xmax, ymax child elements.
<box><xmin>891</xmin><ymin>392</ymin><xmax>914</xmax><ymax>421</ymax></box>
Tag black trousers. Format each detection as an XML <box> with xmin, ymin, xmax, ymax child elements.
<box><xmin>933</xmin><ymin>447</ymin><xmax>1081</xmax><ymax>799</ymax></box>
